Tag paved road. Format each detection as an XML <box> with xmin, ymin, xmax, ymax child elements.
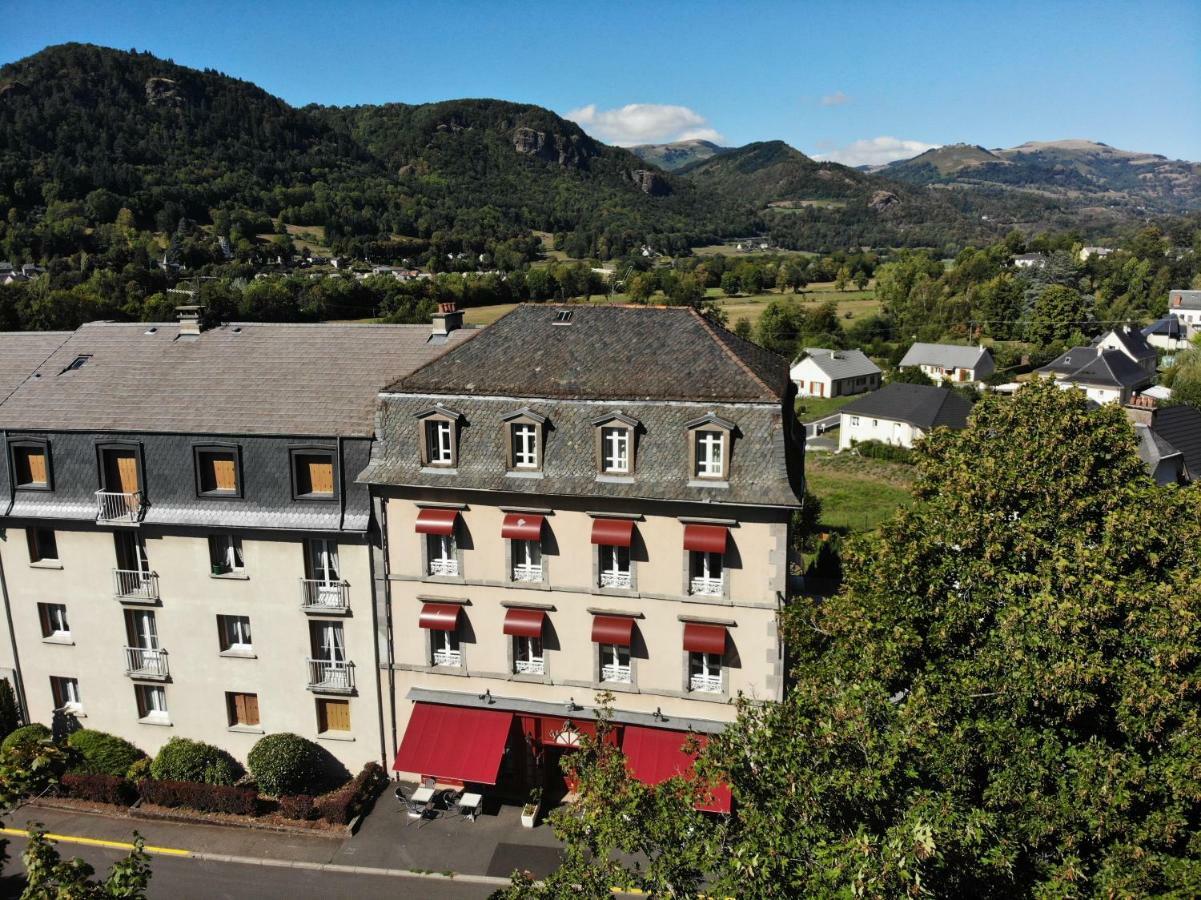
<box><xmin>0</xmin><ymin>836</ymin><xmax>496</xmax><ymax>900</ymax></box>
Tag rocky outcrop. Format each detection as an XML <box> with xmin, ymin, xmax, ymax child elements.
<box><xmin>628</xmin><ymin>169</ymin><xmax>672</xmax><ymax>196</ymax></box>
<box><xmin>145</xmin><ymin>76</ymin><xmax>183</xmax><ymax>107</ymax></box>
<box><xmin>512</xmin><ymin>126</ymin><xmax>589</xmax><ymax>167</ymax></box>
<box><xmin>868</xmin><ymin>190</ymin><xmax>900</xmax><ymax>212</ymax></box>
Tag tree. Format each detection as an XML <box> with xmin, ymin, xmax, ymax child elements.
<box><xmin>1027</xmin><ymin>283</ymin><xmax>1091</xmax><ymax>346</ymax></box>
<box><xmin>720</xmin><ymin>271</ymin><xmax>740</xmax><ymax>297</ymax></box>
<box><xmin>732</xmin><ymin>318</ymin><xmax>753</xmax><ymax>340</ymax></box>
<box><xmin>20</xmin><ymin>827</ymin><xmax>151</xmax><ymax>898</ymax></box>
<box><xmin>524</xmin><ymin>381</ymin><xmax>1201</xmax><ymax>896</ymax></box>
<box><xmin>834</xmin><ymin>265</ymin><xmax>850</xmax><ymax>292</ymax></box>
<box><xmin>889</xmin><ymin>365</ymin><xmax>935</xmax><ymax>385</ymax></box>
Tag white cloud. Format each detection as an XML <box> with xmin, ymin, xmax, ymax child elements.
<box><xmin>565</xmin><ymin>103</ymin><xmax>724</xmax><ymax>146</ymax></box>
<box><xmin>820</xmin><ymin>91</ymin><xmax>850</xmax><ymax>107</ymax></box>
<box><xmin>814</xmin><ymin>136</ymin><xmax>941</xmax><ymax>167</ymax></box>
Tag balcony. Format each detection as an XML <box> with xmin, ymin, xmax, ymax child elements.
<box><xmin>511</xmin><ymin>564</ymin><xmax>542</xmax><ymax>583</ymax></box>
<box><xmin>113</xmin><ymin>569</ymin><xmax>159</xmax><ymax>603</ymax></box>
<box><xmin>124</xmin><ymin>646</ymin><xmax>169</xmax><ymax>680</ymax></box>
<box><xmin>428</xmin><ymin>558</ymin><xmax>459</xmax><ymax>577</ymax></box>
<box><xmin>690</xmin><ymin>673</ymin><xmax>722</xmax><ymax>693</ymax></box>
<box><xmin>689</xmin><ymin>576</ymin><xmax>723</xmax><ymax>597</ymax></box>
<box><xmin>96</xmin><ymin>491</ymin><xmax>145</xmax><ymax>525</ymax></box>
<box><xmin>599</xmin><ymin>570</ymin><xmax>631</xmax><ymax>590</ymax></box>
<box><xmin>601</xmin><ymin>663</ymin><xmax>632</xmax><ymax>684</ymax></box>
<box><xmin>300</xmin><ymin>579</ymin><xmax>349</xmax><ymax>614</ymax></box>
<box><xmin>432</xmin><ymin>647</ymin><xmax>461</xmax><ymax>667</ymax></box>
<box><xmin>514</xmin><ymin>658</ymin><xmax>545</xmax><ymax>675</ymax></box>
<box><xmin>306</xmin><ymin>658</ymin><xmax>355</xmax><ymax>694</ymax></box>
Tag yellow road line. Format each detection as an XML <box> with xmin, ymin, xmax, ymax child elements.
<box><xmin>0</xmin><ymin>827</ymin><xmax>191</xmax><ymax>857</ymax></box>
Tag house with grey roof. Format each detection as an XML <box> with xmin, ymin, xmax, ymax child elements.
<box><xmin>1168</xmin><ymin>290</ymin><xmax>1201</xmax><ymax>336</ymax></box>
<box><xmin>1128</xmin><ymin>404</ymin><xmax>1201</xmax><ymax>484</ymax></box>
<box><xmin>837</xmin><ymin>382</ymin><xmax>972</xmax><ymax>451</ymax></box>
<box><xmin>0</xmin><ymin>306</ymin><xmax>472</xmax><ymax>774</ymax></box>
<box><xmin>898</xmin><ymin>342</ymin><xmax>995</xmax><ymax>383</ymax></box>
<box><xmin>1036</xmin><ymin>345</ymin><xmax>1154</xmax><ymax>405</ymax></box>
<box><xmin>1143</xmin><ymin>314</ymin><xmax>1190</xmax><ymax>352</ymax></box>
<box><xmin>1092</xmin><ymin>325</ymin><xmax>1157</xmax><ymax>376</ymax></box>
<box><xmin>789</xmin><ymin>347</ymin><xmax>881</xmax><ymax>399</ymax></box>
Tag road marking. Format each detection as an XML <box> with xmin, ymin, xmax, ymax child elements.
<box><xmin>0</xmin><ymin>827</ymin><xmax>191</xmax><ymax>857</ymax></box>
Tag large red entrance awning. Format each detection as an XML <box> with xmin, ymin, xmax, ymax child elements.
<box><xmin>415</xmin><ymin>508</ymin><xmax>458</xmax><ymax>535</ymax></box>
<box><xmin>621</xmin><ymin>725</ymin><xmax>731</xmax><ymax>813</ymax></box>
<box><xmin>502</xmin><ymin>607</ymin><xmax>545</xmax><ymax>638</ymax></box>
<box><xmin>591</xmin><ymin>518</ymin><xmax>634</xmax><ymax>547</ymax></box>
<box><xmin>591</xmin><ymin>615</ymin><xmax>634</xmax><ymax>647</ymax></box>
<box><xmin>393</xmin><ymin>703</ymin><xmax>514</xmax><ymax>785</ymax></box>
<box><xmin>682</xmin><ymin>524</ymin><xmax>728</xmax><ymax>554</ymax></box>
<box><xmin>501</xmin><ymin>513</ymin><xmax>543</xmax><ymax>541</ymax></box>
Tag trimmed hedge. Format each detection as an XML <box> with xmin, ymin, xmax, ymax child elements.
<box><xmin>317</xmin><ymin>762</ymin><xmax>389</xmax><ymax>826</ymax></box>
<box><xmin>247</xmin><ymin>733</ymin><xmax>328</xmax><ymax>797</ymax></box>
<box><xmin>61</xmin><ymin>773</ymin><xmax>137</xmax><ymax>806</ymax></box>
<box><xmin>151</xmin><ymin>737</ymin><xmax>241</xmax><ymax>786</ymax></box>
<box><xmin>139</xmin><ymin>779</ymin><xmax>258</xmax><ymax>816</ymax></box>
<box><xmin>278</xmin><ymin>794</ymin><xmax>317</xmax><ymax>821</ymax></box>
<box><xmin>851</xmin><ymin>439</ymin><xmax>916</xmax><ymax>464</ymax></box>
<box><xmin>126</xmin><ymin>757</ymin><xmax>152</xmax><ymax>781</ymax></box>
<box><xmin>1</xmin><ymin>723</ymin><xmax>51</xmax><ymax>753</ymax></box>
<box><xmin>66</xmin><ymin>729</ymin><xmax>146</xmax><ymax>777</ymax></box>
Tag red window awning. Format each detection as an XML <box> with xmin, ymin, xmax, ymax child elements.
<box><xmin>501</xmin><ymin>513</ymin><xmax>543</xmax><ymax>542</ymax></box>
<box><xmin>393</xmin><ymin>703</ymin><xmax>514</xmax><ymax>785</ymax></box>
<box><xmin>591</xmin><ymin>518</ymin><xmax>634</xmax><ymax>547</ymax></box>
<box><xmin>683</xmin><ymin>523</ymin><xmax>728</xmax><ymax>554</ymax></box>
<box><xmin>502</xmin><ymin>607</ymin><xmax>545</xmax><ymax>638</ymax></box>
<box><xmin>418</xmin><ymin>603</ymin><xmax>461</xmax><ymax>631</ymax></box>
<box><xmin>591</xmin><ymin>614</ymin><xmax>635</xmax><ymax>647</ymax></box>
<box><xmin>415</xmin><ymin>508</ymin><xmax>458</xmax><ymax>535</ymax></box>
<box><xmin>683</xmin><ymin>622</ymin><xmax>727</xmax><ymax>655</ymax></box>
<box><xmin>621</xmin><ymin>725</ymin><xmax>731</xmax><ymax>813</ymax></box>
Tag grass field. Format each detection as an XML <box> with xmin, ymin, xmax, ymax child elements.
<box><xmin>795</xmin><ymin>393</ymin><xmax>863</xmax><ymax>421</ymax></box>
<box><xmin>805</xmin><ymin>453</ymin><xmax>914</xmax><ymax>535</ymax></box>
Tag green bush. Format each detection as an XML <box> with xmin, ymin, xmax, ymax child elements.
<box><xmin>1</xmin><ymin>723</ymin><xmax>51</xmax><ymax>753</ymax></box>
<box><xmin>151</xmin><ymin>737</ymin><xmax>241</xmax><ymax>786</ymax></box>
<box><xmin>247</xmin><ymin>733</ymin><xmax>329</xmax><ymax>797</ymax></box>
<box><xmin>126</xmin><ymin>757</ymin><xmax>152</xmax><ymax>781</ymax></box>
<box><xmin>0</xmin><ymin>678</ymin><xmax>19</xmax><ymax>741</ymax></box>
<box><xmin>66</xmin><ymin>729</ymin><xmax>146</xmax><ymax>777</ymax></box>
<box><xmin>851</xmin><ymin>439</ymin><xmax>916</xmax><ymax>465</ymax></box>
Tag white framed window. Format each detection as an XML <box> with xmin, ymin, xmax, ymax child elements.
<box><xmin>427</xmin><ymin>532</ymin><xmax>458</xmax><ymax>576</ymax></box>
<box><xmin>850</xmin><ymin>416</ymin><xmax>859</xmax><ymax>426</ymax></box>
<box><xmin>125</xmin><ymin>609</ymin><xmax>159</xmax><ymax>649</ymax></box>
<box><xmin>689</xmin><ymin>651</ymin><xmax>722</xmax><ymax>693</ymax></box>
<box><xmin>599</xmin><ymin>643</ymin><xmax>631</xmax><ymax>684</ymax></box>
<box><xmin>38</xmin><ymin>603</ymin><xmax>70</xmax><ymax>639</ymax></box>
<box><xmin>306</xmin><ymin>539</ymin><xmax>340</xmax><ymax>584</ymax></box>
<box><xmin>511</xmin><ymin>423</ymin><xmax>539</xmax><ymax>469</ymax></box>
<box><xmin>432</xmin><ymin>629</ymin><xmax>461</xmax><ymax>668</ymax></box>
<box><xmin>601</xmin><ymin>426</ymin><xmax>630</xmax><ymax>474</ymax></box>
<box><xmin>218</xmin><ymin>614</ymin><xmax>253</xmax><ymax>653</ymax></box>
<box><xmin>425</xmin><ymin>419</ymin><xmax>454</xmax><ymax>466</ymax></box>
<box><xmin>694</xmin><ymin>430</ymin><xmax>725</xmax><ymax>478</ymax></box>
<box><xmin>51</xmin><ymin>676</ymin><xmax>81</xmax><ymax>712</ymax></box>
<box><xmin>312</xmin><ymin>621</ymin><xmax>346</xmax><ymax>663</ymax></box>
<box><xmin>599</xmin><ymin>545</ymin><xmax>631</xmax><ymax>589</ymax></box>
<box><xmin>512</xmin><ymin>539</ymin><xmax>542</xmax><ymax>582</ymax></box>
<box><xmin>208</xmin><ymin>535</ymin><xmax>244</xmax><ymax>574</ymax></box>
<box><xmin>136</xmin><ymin>684</ymin><xmax>168</xmax><ymax>721</ymax></box>
<box><xmin>689</xmin><ymin>551</ymin><xmax>724</xmax><ymax>596</ymax></box>
<box><xmin>514</xmin><ymin>636</ymin><xmax>544</xmax><ymax>675</ymax></box>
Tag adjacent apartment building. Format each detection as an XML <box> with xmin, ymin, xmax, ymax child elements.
<box><xmin>362</xmin><ymin>305</ymin><xmax>804</xmax><ymax>808</ymax></box>
<box><xmin>0</xmin><ymin>311</ymin><xmax>469</xmax><ymax>772</ymax></box>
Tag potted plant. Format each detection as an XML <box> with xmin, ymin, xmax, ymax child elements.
<box><xmin>521</xmin><ymin>786</ymin><xmax>542</xmax><ymax>828</ymax></box>
<box><xmin>211</xmin><ymin>561</ymin><xmax>230</xmax><ymax>576</ymax></box>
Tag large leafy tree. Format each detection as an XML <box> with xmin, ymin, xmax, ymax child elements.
<box><xmin>506</xmin><ymin>381</ymin><xmax>1201</xmax><ymax>897</ymax></box>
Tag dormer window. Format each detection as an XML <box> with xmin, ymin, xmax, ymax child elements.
<box><xmin>593</xmin><ymin>413</ymin><xmax>639</xmax><ymax>476</ymax></box>
<box><xmin>11</xmin><ymin>441</ymin><xmax>51</xmax><ymax>490</ymax></box>
<box><xmin>417</xmin><ymin>406</ymin><xmax>462</xmax><ymax>468</ymax></box>
<box><xmin>686</xmin><ymin>414</ymin><xmax>735</xmax><ymax>482</ymax></box>
<box><xmin>502</xmin><ymin>409</ymin><xmax>546</xmax><ymax>473</ymax></box>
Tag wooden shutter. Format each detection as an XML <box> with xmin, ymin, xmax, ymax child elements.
<box><xmin>319</xmin><ymin>699</ymin><xmax>350</xmax><ymax>732</ymax></box>
<box><xmin>307</xmin><ymin>457</ymin><xmax>333</xmax><ymax>495</ymax></box>
<box><xmin>115</xmin><ymin>452</ymin><xmax>139</xmax><ymax>493</ymax></box>
<box><xmin>212</xmin><ymin>455</ymin><xmax>236</xmax><ymax>491</ymax></box>
<box><xmin>244</xmin><ymin>693</ymin><xmax>260</xmax><ymax>726</ymax></box>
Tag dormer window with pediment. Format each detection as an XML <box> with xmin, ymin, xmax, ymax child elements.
<box><xmin>686</xmin><ymin>413</ymin><xmax>736</xmax><ymax>481</ymax></box>
<box><xmin>416</xmin><ymin>405</ymin><xmax>463</xmax><ymax>468</ymax></box>
<box><xmin>502</xmin><ymin>409</ymin><xmax>547</xmax><ymax>473</ymax></box>
<box><xmin>593</xmin><ymin>412</ymin><xmax>640</xmax><ymax>476</ymax></box>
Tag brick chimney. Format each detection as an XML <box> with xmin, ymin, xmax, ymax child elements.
<box><xmin>175</xmin><ymin>305</ymin><xmax>203</xmax><ymax>337</ymax></box>
<box><xmin>431</xmin><ymin>301</ymin><xmax>463</xmax><ymax>337</ymax></box>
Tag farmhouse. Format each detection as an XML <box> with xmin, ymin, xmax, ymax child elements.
<box><xmin>898</xmin><ymin>342</ymin><xmax>995</xmax><ymax>383</ymax></box>
<box><xmin>838</xmin><ymin>382</ymin><xmax>972</xmax><ymax>450</ymax></box>
<box><xmin>790</xmin><ymin>347</ymin><xmax>881</xmax><ymax>399</ymax></box>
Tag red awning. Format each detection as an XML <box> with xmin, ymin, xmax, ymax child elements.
<box><xmin>415</xmin><ymin>508</ymin><xmax>458</xmax><ymax>535</ymax></box>
<box><xmin>683</xmin><ymin>524</ymin><xmax>728</xmax><ymax>554</ymax></box>
<box><xmin>501</xmin><ymin>513</ymin><xmax>544</xmax><ymax>541</ymax></box>
<box><xmin>591</xmin><ymin>518</ymin><xmax>634</xmax><ymax>547</ymax></box>
<box><xmin>591</xmin><ymin>615</ymin><xmax>634</xmax><ymax>647</ymax></box>
<box><xmin>683</xmin><ymin>622</ymin><xmax>727</xmax><ymax>655</ymax></box>
<box><xmin>393</xmin><ymin>703</ymin><xmax>514</xmax><ymax>785</ymax></box>
<box><xmin>621</xmin><ymin>725</ymin><xmax>731</xmax><ymax>813</ymax></box>
<box><xmin>418</xmin><ymin>603</ymin><xmax>461</xmax><ymax>631</ymax></box>
<box><xmin>502</xmin><ymin>607</ymin><xmax>545</xmax><ymax>638</ymax></box>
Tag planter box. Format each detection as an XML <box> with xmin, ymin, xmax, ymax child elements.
<box><xmin>521</xmin><ymin>804</ymin><xmax>540</xmax><ymax>828</ymax></box>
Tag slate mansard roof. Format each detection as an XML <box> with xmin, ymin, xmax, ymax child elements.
<box><xmin>792</xmin><ymin>348</ymin><xmax>881</xmax><ymax>381</ymax></box>
<box><xmin>840</xmin><ymin>382</ymin><xmax>973</xmax><ymax>431</ymax></box>
<box><xmin>365</xmin><ymin>305</ymin><xmax>804</xmax><ymax>507</ymax></box>
<box><xmin>0</xmin><ymin>321</ymin><xmax>473</xmax><ymax>437</ymax></box>
<box><xmin>389</xmin><ymin>304</ymin><xmax>792</xmax><ymax>403</ymax></box>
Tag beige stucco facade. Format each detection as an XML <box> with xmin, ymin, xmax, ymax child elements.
<box><xmin>0</xmin><ymin>524</ymin><xmax>381</xmax><ymax>773</ymax></box>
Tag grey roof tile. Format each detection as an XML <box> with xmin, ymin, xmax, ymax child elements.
<box><xmin>840</xmin><ymin>383</ymin><xmax>972</xmax><ymax>431</ymax></box>
<box><xmin>899</xmin><ymin>342</ymin><xmax>993</xmax><ymax>372</ymax></box>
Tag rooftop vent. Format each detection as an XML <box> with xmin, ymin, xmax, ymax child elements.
<box><xmin>553</xmin><ymin>309</ymin><xmax>574</xmax><ymax>325</ymax></box>
<box><xmin>144</xmin><ymin>327</ymin><xmax>158</xmax><ymax>335</ymax></box>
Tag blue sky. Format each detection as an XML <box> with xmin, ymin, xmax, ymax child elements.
<box><xmin>3</xmin><ymin>0</ymin><xmax>1199</xmax><ymax>164</ymax></box>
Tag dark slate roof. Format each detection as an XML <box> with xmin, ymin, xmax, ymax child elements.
<box><xmin>1093</xmin><ymin>326</ymin><xmax>1156</xmax><ymax>360</ymax></box>
<box><xmin>390</xmin><ymin>304</ymin><xmax>791</xmax><ymax>403</ymax></box>
<box><xmin>1037</xmin><ymin>347</ymin><xmax>1150</xmax><ymax>389</ymax></box>
<box><xmin>0</xmin><ymin>322</ymin><xmax>473</xmax><ymax>437</ymax></box>
<box><xmin>1134</xmin><ymin>422</ymin><xmax>1180</xmax><ymax>472</ymax></box>
<box><xmin>840</xmin><ymin>382</ymin><xmax>973</xmax><ymax>431</ymax></box>
<box><xmin>793</xmin><ymin>348</ymin><xmax>881</xmax><ymax>380</ymax></box>
<box><xmin>1152</xmin><ymin>405</ymin><xmax>1201</xmax><ymax>479</ymax></box>
<box><xmin>1143</xmin><ymin>315</ymin><xmax>1186</xmax><ymax>339</ymax></box>
<box><xmin>0</xmin><ymin>331</ymin><xmax>72</xmax><ymax>405</ymax></box>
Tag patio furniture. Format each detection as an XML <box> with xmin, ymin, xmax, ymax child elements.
<box><xmin>457</xmin><ymin>791</ymin><xmax>483</xmax><ymax>822</ymax></box>
<box><xmin>403</xmin><ymin>784</ymin><xmax>436</xmax><ymax>820</ymax></box>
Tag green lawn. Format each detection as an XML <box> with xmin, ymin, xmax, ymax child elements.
<box><xmin>795</xmin><ymin>393</ymin><xmax>863</xmax><ymax>421</ymax></box>
<box><xmin>805</xmin><ymin>453</ymin><xmax>914</xmax><ymax>535</ymax></box>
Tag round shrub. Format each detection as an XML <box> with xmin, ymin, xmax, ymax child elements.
<box><xmin>126</xmin><ymin>757</ymin><xmax>152</xmax><ymax>781</ymax></box>
<box><xmin>247</xmin><ymin>733</ymin><xmax>329</xmax><ymax>797</ymax></box>
<box><xmin>151</xmin><ymin>737</ymin><xmax>241</xmax><ymax>786</ymax></box>
<box><xmin>1</xmin><ymin>723</ymin><xmax>51</xmax><ymax>753</ymax></box>
<box><xmin>66</xmin><ymin>729</ymin><xmax>145</xmax><ymax>777</ymax></box>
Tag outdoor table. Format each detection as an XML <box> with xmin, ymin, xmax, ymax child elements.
<box><xmin>458</xmin><ymin>791</ymin><xmax>483</xmax><ymax>821</ymax></box>
<box><xmin>407</xmin><ymin>785</ymin><xmax>436</xmax><ymax>818</ymax></box>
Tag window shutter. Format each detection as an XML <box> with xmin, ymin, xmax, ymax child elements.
<box><xmin>213</xmin><ymin>457</ymin><xmax>236</xmax><ymax>491</ymax></box>
<box><xmin>26</xmin><ymin>450</ymin><xmax>46</xmax><ymax>484</ymax></box>
<box><xmin>245</xmin><ymin>694</ymin><xmax>260</xmax><ymax>726</ymax></box>
<box><xmin>308</xmin><ymin>459</ymin><xmax>333</xmax><ymax>494</ymax></box>
<box><xmin>116</xmin><ymin>453</ymin><xmax>139</xmax><ymax>493</ymax></box>
<box><xmin>321</xmin><ymin>699</ymin><xmax>350</xmax><ymax>731</ymax></box>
